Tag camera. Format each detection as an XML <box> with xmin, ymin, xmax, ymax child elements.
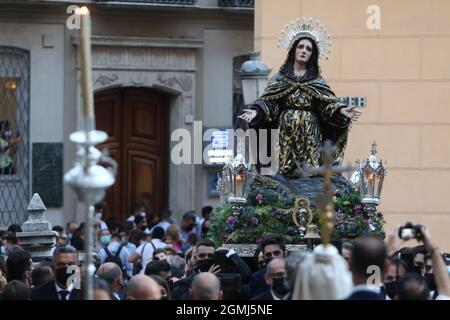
<box><xmin>398</xmin><ymin>222</ymin><xmax>424</xmax><ymax>241</ymax></box>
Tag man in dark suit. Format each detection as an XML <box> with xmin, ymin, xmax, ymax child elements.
<box><xmin>251</xmin><ymin>257</ymin><xmax>289</xmax><ymax>300</ymax></box>
<box><xmin>31</xmin><ymin>245</ymin><xmax>82</xmax><ymax>300</ymax></box>
<box><xmin>346</xmin><ymin>235</ymin><xmax>387</xmax><ymax>300</ymax></box>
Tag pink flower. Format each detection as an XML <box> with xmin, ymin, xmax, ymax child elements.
<box><xmin>227</xmin><ymin>216</ymin><xmax>235</xmax><ymax>224</ymax></box>
<box><xmin>256</xmin><ymin>193</ymin><xmax>264</xmax><ymax>205</ymax></box>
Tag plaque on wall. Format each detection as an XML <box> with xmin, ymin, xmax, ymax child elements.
<box><xmin>32</xmin><ymin>143</ymin><xmax>63</xmax><ymax>207</ymax></box>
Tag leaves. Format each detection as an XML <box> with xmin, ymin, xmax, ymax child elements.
<box><xmin>207</xmin><ymin>178</ymin><xmax>385</xmax><ymax>245</ymax></box>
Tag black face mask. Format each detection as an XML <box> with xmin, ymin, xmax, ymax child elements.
<box><xmin>195</xmin><ymin>259</ymin><xmax>214</xmax><ymax>273</ymax></box>
<box><xmin>424</xmin><ymin>274</ymin><xmax>436</xmax><ymax>292</ymax></box>
<box><xmin>160</xmin><ymin>296</ymin><xmax>169</xmax><ymax>300</ymax></box>
<box><xmin>264</xmin><ymin>257</ymin><xmax>272</xmax><ymax>266</ymax></box>
<box><xmin>140</xmin><ymin>226</ymin><xmax>147</xmax><ymax>231</ymax></box>
<box><xmin>272</xmin><ymin>277</ymin><xmax>289</xmax><ymax>296</ymax></box>
<box><xmin>411</xmin><ymin>266</ymin><xmax>423</xmax><ymax>276</ymax></box>
<box><xmin>54</xmin><ymin>267</ymin><xmax>73</xmax><ymax>287</ymax></box>
<box><xmin>185</xmin><ymin>224</ymin><xmax>195</xmax><ymax>232</ymax></box>
<box><xmin>384</xmin><ymin>281</ymin><xmax>399</xmax><ymax>299</ymax></box>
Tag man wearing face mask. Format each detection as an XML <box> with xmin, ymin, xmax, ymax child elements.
<box><xmin>93</xmin><ymin>202</ymin><xmax>108</xmax><ymax>232</ymax></box>
<box><xmin>31</xmin><ymin>245</ymin><xmax>82</xmax><ymax>300</ymax></box>
<box><xmin>172</xmin><ymin>239</ymin><xmax>250</xmax><ymax>300</ymax></box>
<box><xmin>97</xmin><ymin>230</ymin><xmax>132</xmax><ymax>279</ymax></box>
<box><xmin>134</xmin><ymin>215</ymin><xmax>150</xmax><ymax>235</ymax></box>
<box><xmin>383</xmin><ymin>257</ymin><xmax>407</xmax><ymax>299</ymax></box>
<box><xmin>411</xmin><ymin>246</ymin><xmax>427</xmax><ymax>276</ymax></box>
<box><xmin>245</xmin><ymin>236</ymin><xmax>287</xmax><ymax>299</ymax></box>
<box><xmin>251</xmin><ymin>257</ymin><xmax>289</xmax><ymax>300</ymax></box>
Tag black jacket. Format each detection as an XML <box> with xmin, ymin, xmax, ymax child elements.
<box><xmin>243</xmin><ymin>267</ymin><xmax>269</xmax><ymax>298</ymax></box>
<box><xmin>30</xmin><ymin>280</ymin><xmax>83</xmax><ymax>300</ymax></box>
<box><xmin>345</xmin><ymin>290</ymin><xmax>385</xmax><ymax>300</ymax></box>
<box><xmin>171</xmin><ymin>253</ymin><xmax>252</xmax><ymax>300</ymax></box>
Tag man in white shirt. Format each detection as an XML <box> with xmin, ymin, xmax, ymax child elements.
<box><xmin>97</xmin><ymin>231</ymin><xmax>132</xmax><ymax>278</ymax></box>
<box><xmin>128</xmin><ymin>227</ymin><xmax>167</xmax><ymax>274</ymax></box>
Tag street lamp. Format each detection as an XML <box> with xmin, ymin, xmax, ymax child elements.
<box><xmin>240</xmin><ymin>52</ymin><xmax>271</xmax><ymax>105</ymax></box>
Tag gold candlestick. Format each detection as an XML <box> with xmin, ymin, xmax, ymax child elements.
<box><xmin>78</xmin><ymin>6</ymin><xmax>95</xmax><ymax>131</ymax></box>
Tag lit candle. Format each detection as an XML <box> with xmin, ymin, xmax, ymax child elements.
<box><xmin>236</xmin><ymin>174</ymin><xmax>244</xmax><ymax>197</ymax></box>
<box><xmin>367</xmin><ymin>174</ymin><xmax>374</xmax><ymax>196</ymax></box>
<box><xmin>78</xmin><ymin>6</ymin><xmax>95</xmax><ymax>130</ymax></box>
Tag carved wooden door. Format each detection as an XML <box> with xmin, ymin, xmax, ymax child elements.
<box><xmin>95</xmin><ymin>88</ymin><xmax>169</xmax><ymax>222</ymax></box>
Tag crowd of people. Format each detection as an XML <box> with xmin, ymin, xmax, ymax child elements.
<box><xmin>0</xmin><ymin>202</ymin><xmax>449</xmax><ymax>301</ymax></box>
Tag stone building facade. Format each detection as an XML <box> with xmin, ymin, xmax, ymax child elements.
<box><xmin>0</xmin><ymin>0</ymin><xmax>253</xmax><ymax>226</ymax></box>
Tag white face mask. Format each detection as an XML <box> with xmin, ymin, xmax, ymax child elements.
<box><xmin>95</xmin><ymin>212</ymin><xmax>103</xmax><ymax>220</ymax></box>
<box><xmin>140</xmin><ymin>212</ymin><xmax>146</xmax><ymax>217</ymax></box>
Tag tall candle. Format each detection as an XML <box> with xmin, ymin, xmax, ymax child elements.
<box><xmin>236</xmin><ymin>174</ymin><xmax>244</xmax><ymax>197</ymax></box>
<box><xmin>367</xmin><ymin>174</ymin><xmax>374</xmax><ymax>196</ymax></box>
<box><xmin>78</xmin><ymin>6</ymin><xmax>95</xmax><ymax>130</ymax></box>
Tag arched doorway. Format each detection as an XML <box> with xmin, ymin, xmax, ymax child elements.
<box><xmin>95</xmin><ymin>87</ymin><xmax>169</xmax><ymax>222</ymax></box>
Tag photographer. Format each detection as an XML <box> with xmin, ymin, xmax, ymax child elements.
<box><xmin>386</xmin><ymin>223</ymin><xmax>450</xmax><ymax>299</ymax></box>
<box><xmin>171</xmin><ymin>239</ymin><xmax>250</xmax><ymax>300</ymax></box>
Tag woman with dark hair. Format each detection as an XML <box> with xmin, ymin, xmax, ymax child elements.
<box><xmin>239</xmin><ymin>18</ymin><xmax>357</xmax><ymax>177</ymax></box>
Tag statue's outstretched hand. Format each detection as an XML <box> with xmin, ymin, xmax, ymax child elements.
<box><xmin>238</xmin><ymin>108</ymin><xmax>257</xmax><ymax>123</ymax></box>
<box><xmin>340</xmin><ymin>106</ymin><xmax>355</xmax><ymax>119</ymax></box>
<box><xmin>340</xmin><ymin>106</ymin><xmax>362</xmax><ymax>121</ymax></box>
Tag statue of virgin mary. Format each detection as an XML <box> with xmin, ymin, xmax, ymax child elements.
<box><xmin>239</xmin><ymin>18</ymin><xmax>358</xmax><ymax>178</ymax></box>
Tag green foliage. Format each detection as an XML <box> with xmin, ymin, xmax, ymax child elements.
<box><xmin>207</xmin><ymin>177</ymin><xmax>385</xmax><ymax>245</ymax></box>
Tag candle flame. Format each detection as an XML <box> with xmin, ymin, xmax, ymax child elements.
<box><xmin>77</xmin><ymin>6</ymin><xmax>90</xmax><ymax>16</ymax></box>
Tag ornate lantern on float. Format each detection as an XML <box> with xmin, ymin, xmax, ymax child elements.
<box><xmin>222</xmin><ymin>154</ymin><xmax>254</xmax><ymax>205</ymax></box>
<box><xmin>355</xmin><ymin>142</ymin><xmax>387</xmax><ymax>213</ymax></box>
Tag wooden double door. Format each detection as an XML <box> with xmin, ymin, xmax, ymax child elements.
<box><xmin>95</xmin><ymin>88</ymin><xmax>169</xmax><ymax>222</ymax></box>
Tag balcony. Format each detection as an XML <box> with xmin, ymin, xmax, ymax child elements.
<box><xmin>218</xmin><ymin>0</ymin><xmax>254</xmax><ymax>8</ymax></box>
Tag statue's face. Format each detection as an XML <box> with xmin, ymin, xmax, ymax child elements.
<box><xmin>295</xmin><ymin>39</ymin><xmax>313</xmax><ymax>64</ymax></box>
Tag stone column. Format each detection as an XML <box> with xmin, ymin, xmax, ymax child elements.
<box><xmin>16</xmin><ymin>193</ymin><xmax>58</xmax><ymax>262</ymax></box>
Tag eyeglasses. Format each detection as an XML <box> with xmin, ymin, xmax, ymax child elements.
<box><xmin>264</xmin><ymin>250</ymin><xmax>283</xmax><ymax>259</ymax></box>
<box><xmin>197</xmin><ymin>253</ymin><xmax>215</xmax><ymax>260</ymax></box>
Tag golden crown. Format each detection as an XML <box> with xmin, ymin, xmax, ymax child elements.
<box><xmin>277</xmin><ymin>17</ymin><xmax>332</xmax><ymax>60</ymax></box>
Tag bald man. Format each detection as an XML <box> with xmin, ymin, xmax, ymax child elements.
<box><xmin>125</xmin><ymin>274</ymin><xmax>161</xmax><ymax>300</ymax></box>
<box><xmin>96</xmin><ymin>263</ymin><xmax>124</xmax><ymax>300</ymax></box>
<box><xmin>191</xmin><ymin>272</ymin><xmax>223</xmax><ymax>300</ymax></box>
